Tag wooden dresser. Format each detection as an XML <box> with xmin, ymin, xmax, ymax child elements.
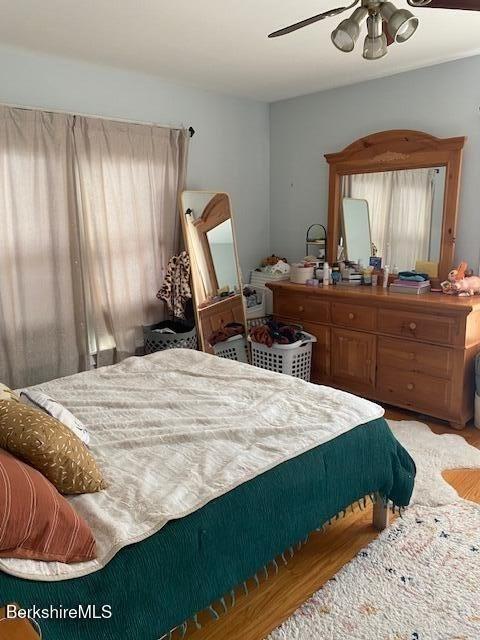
<box><xmin>267</xmin><ymin>282</ymin><xmax>480</xmax><ymax>429</ymax></box>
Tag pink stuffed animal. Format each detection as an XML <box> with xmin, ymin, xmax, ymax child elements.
<box><xmin>451</xmin><ymin>275</ymin><xmax>480</xmax><ymax>297</ymax></box>
<box><xmin>441</xmin><ymin>262</ymin><xmax>479</xmax><ymax>296</ymax></box>
<box><xmin>448</xmin><ymin>261</ymin><xmax>468</xmax><ymax>283</ymax></box>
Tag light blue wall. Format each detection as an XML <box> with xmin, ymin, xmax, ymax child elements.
<box><xmin>270</xmin><ymin>55</ymin><xmax>480</xmax><ymax>271</ymax></box>
<box><xmin>0</xmin><ymin>44</ymin><xmax>270</xmax><ymax>277</ymax></box>
<box><xmin>2</xmin><ymin>45</ymin><xmax>480</xmax><ymax>274</ymax></box>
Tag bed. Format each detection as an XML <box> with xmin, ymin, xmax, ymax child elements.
<box><xmin>0</xmin><ymin>350</ymin><xmax>415</xmax><ymax>639</ymax></box>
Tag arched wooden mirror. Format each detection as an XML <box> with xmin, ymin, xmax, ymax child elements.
<box><xmin>180</xmin><ymin>191</ymin><xmax>246</xmax><ymax>353</ymax></box>
<box><xmin>325</xmin><ymin>130</ymin><xmax>465</xmax><ymax>281</ymax></box>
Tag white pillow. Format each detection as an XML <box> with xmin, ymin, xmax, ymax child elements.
<box><xmin>20</xmin><ymin>389</ymin><xmax>90</xmax><ymax>446</ymax></box>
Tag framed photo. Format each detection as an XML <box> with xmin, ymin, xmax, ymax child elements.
<box><xmin>369</xmin><ymin>256</ymin><xmax>382</xmax><ymax>270</ymax></box>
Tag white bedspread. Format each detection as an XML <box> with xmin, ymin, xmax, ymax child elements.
<box><xmin>1</xmin><ymin>349</ymin><xmax>384</xmax><ymax>581</ymax></box>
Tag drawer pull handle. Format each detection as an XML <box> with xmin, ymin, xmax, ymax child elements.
<box><xmin>348</xmin><ymin>312</ymin><xmax>355</xmax><ymax>320</ymax></box>
<box><xmin>409</xmin><ymin>322</ymin><xmax>417</xmax><ymax>331</ymax></box>
<box><xmin>407</xmin><ymin>383</ymin><xmax>414</xmax><ymax>391</ymax></box>
<box><xmin>299</xmin><ymin>305</ymin><xmax>304</xmax><ymax>312</ymax></box>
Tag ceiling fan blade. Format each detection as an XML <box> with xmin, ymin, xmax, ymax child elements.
<box><xmin>408</xmin><ymin>0</ymin><xmax>480</xmax><ymax>10</ymax></box>
<box><xmin>268</xmin><ymin>5</ymin><xmax>354</xmax><ymax>38</ymax></box>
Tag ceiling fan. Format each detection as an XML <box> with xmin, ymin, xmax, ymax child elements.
<box><xmin>268</xmin><ymin>0</ymin><xmax>480</xmax><ymax>60</ymax></box>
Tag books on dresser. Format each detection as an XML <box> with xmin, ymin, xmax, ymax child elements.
<box><xmin>389</xmin><ymin>279</ymin><xmax>431</xmax><ymax>295</ymax></box>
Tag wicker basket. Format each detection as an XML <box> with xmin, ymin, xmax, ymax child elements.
<box><xmin>248</xmin><ymin>331</ymin><xmax>317</xmax><ymax>381</ymax></box>
<box><xmin>143</xmin><ymin>320</ymin><xmax>197</xmax><ymax>354</ymax></box>
<box><xmin>212</xmin><ymin>334</ymin><xmax>249</xmax><ymax>363</ymax></box>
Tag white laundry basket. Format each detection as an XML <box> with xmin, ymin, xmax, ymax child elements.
<box><xmin>212</xmin><ymin>334</ymin><xmax>249</xmax><ymax>363</ymax></box>
<box><xmin>245</xmin><ymin>290</ymin><xmax>266</xmax><ymax>320</ymax></box>
<box><xmin>248</xmin><ymin>331</ymin><xmax>317</xmax><ymax>381</ymax></box>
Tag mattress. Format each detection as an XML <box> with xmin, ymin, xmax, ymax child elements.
<box><xmin>3</xmin><ymin>348</ymin><xmax>384</xmax><ymax>581</ymax></box>
<box><xmin>0</xmin><ymin>416</ymin><xmax>415</xmax><ymax>640</ymax></box>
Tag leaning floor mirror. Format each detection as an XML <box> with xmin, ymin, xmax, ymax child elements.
<box><xmin>180</xmin><ymin>191</ymin><xmax>247</xmax><ymax>354</ymax></box>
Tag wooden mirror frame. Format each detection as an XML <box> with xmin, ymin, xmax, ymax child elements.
<box><xmin>191</xmin><ymin>193</ymin><xmax>232</xmax><ymax>295</ymax></box>
<box><xmin>324</xmin><ymin>130</ymin><xmax>466</xmax><ymax>281</ymax></box>
<box><xmin>180</xmin><ymin>191</ymin><xmax>247</xmax><ymax>354</ymax></box>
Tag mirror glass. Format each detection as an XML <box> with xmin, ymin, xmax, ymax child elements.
<box><xmin>341</xmin><ymin>167</ymin><xmax>446</xmax><ymax>271</ymax></box>
<box><xmin>342</xmin><ymin>198</ymin><xmax>372</xmax><ymax>267</ymax></box>
<box><xmin>206</xmin><ymin>220</ymin><xmax>238</xmax><ymax>293</ymax></box>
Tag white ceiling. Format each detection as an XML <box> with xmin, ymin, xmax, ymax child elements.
<box><xmin>1</xmin><ymin>0</ymin><xmax>480</xmax><ymax>102</ymax></box>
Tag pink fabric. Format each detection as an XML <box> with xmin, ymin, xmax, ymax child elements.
<box><xmin>0</xmin><ymin>450</ymin><xmax>96</xmax><ymax>563</ymax></box>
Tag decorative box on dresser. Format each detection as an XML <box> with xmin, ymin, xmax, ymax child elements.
<box><xmin>267</xmin><ymin>281</ymin><xmax>480</xmax><ymax>429</ymax></box>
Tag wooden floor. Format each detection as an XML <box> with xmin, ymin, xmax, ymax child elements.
<box><xmin>184</xmin><ymin>408</ymin><xmax>480</xmax><ymax>640</ymax></box>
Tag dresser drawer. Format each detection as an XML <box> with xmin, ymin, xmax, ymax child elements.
<box><xmin>331</xmin><ymin>328</ymin><xmax>376</xmax><ymax>391</ymax></box>
<box><xmin>377</xmin><ymin>367</ymin><xmax>451</xmax><ymax>414</ymax></box>
<box><xmin>331</xmin><ymin>302</ymin><xmax>376</xmax><ymax>332</ymax></box>
<box><xmin>275</xmin><ymin>292</ymin><xmax>330</xmax><ymax>323</ymax></box>
<box><xmin>378</xmin><ymin>309</ymin><xmax>456</xmax><ymax>345</ymax></box>
<box><xmin>377</xmin><ymin>337</ymin><xmax>454</xmax><ymax>379</ymax></box>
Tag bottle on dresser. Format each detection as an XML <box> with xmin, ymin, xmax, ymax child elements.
<box><xmin>323</xmin><ymin>262</ymin><xmax>330</xmax><ymax>287</ymax></box>
<box><xmin>383</xmin><ymin>265</ymin><xmax>390</xmax><ymax>288</ymax></box>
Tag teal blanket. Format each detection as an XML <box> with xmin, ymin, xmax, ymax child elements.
<box><xmin>0</xmin><ymin>417</ymin><xmax>414</xmax><ymax>639</ymax></box>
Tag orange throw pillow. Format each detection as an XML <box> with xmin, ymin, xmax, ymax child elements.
<box><xmin>0</xmin><ymin>449</ymin><xmax>96</xmax><ymax>563</ymax></box>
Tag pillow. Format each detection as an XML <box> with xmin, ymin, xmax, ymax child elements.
<box><xmin>0</xmin><ymin>383</ymin><xmax>19</xmax><ymax>403</ymax></box>
<box><xmin>0</xmin><ymin>401</ymin><xmax>106</xmax><ymax>495</ymax></box>
<box><xmin>0</xmin><ymin>449</ymin><xmax>96</xmax><ymax>563</ymax></box>
<box><xmin>20</xmin><ymin>389</ymin><xmax>90</xmax><ymax>446</ymax></box>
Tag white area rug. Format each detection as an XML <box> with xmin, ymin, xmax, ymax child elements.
<box><xmin>388</xmin><ymin>420</ymin><xmax>480</xmax><ymax>506</ymax></box>
<box><xmin>267</xmin><ymin>501</ymin><xmax>480</xmax><ymax>640</ymax></box>
<box><xmin>267</xmin><ymin>421</ymin><xmax>480</xmax><ymax>640</ymax></box>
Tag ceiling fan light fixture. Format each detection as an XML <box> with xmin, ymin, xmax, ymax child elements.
<box><xmin>331</xmin><ymin>6</ymin><xmax>368</xmax><ymax>52</ymax></box>
<box><xmin>363</xmin><ymin>33</ymin><xmax>388</xmax><ymax>59</ymax></box>
<box><xmin>381</xmin><ymin>2</ymin><xmax>419</xmax><ymax>42</ymax></box>
<box><xmin>406</xmin><ymin>0</ymin><xmax>431</xmax><ymax>6</ymax></box>
<box><xmin>363</xmin><ymin>13</ymin><xmax>388</xmax><ymax>60</ymax></box>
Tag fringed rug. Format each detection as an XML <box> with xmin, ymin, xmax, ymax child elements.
<box><xmin>267</xmin><ymin>501</ymin><xmax>480</xmax><ymax>640</ymax></box>
<box><xmin>267</xmin><ymin>422</ymin><xmax>480</xmax><ymax>640</ymax></box>
<box><xmin>387</xmin><ymin>420</ymin><xmax>480</xmax><ymax>506</ymax></box>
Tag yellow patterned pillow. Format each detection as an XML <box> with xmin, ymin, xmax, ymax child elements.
<box><xmin>0</xmin><ymin>400</ymin><xmax>106</xmax><ymax>495</ymax></box>
<box><xmin>0</xmin><ymin>383</ymin><xmax>19</xmax><ymax>403</ymax></box>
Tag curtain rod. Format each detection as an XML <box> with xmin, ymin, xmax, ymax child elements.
<box><xmin>0</xmin><ymin>101</ymin><xmax>195</xmax><ymax>137</ymax></box>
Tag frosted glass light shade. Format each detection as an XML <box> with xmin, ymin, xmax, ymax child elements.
<box><xmin>363</xmin><ymin>13</ymin><xmax>388</xmax><ymax>60</ymax></box>
<box><xmin>381</xmin><ymin>2</ymin><xmax>419</xmax><ymax>43</ymax></box>
<box><xmin>363</xmin><ymin>33</ymin><xmax>388</xmax><ymax>59</ymax></box>
<box><xmin>331</xmin><ymin>7</ymin><xmax>368</xmax><ymax>52</ymax></box>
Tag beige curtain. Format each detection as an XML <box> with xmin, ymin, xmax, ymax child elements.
<box><xmin>73</xmin><ymin>117</ymin><xmax>189</xmax><ymax>360</ymax></box>
<box><xmin>344</xmin><ymin>168</ymin><xmax>435</xmax><ymax>271</ymax></box>
<box><xmin>0</xmin><ymin>107</ymin><xmax>89</xmax><ymax>388</ymax></box>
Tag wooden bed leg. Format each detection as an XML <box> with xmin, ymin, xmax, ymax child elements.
<box><xmin>372</xmin><ymin>499</ymin><xmax>389</xmax><ymax>531</ymax></box>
